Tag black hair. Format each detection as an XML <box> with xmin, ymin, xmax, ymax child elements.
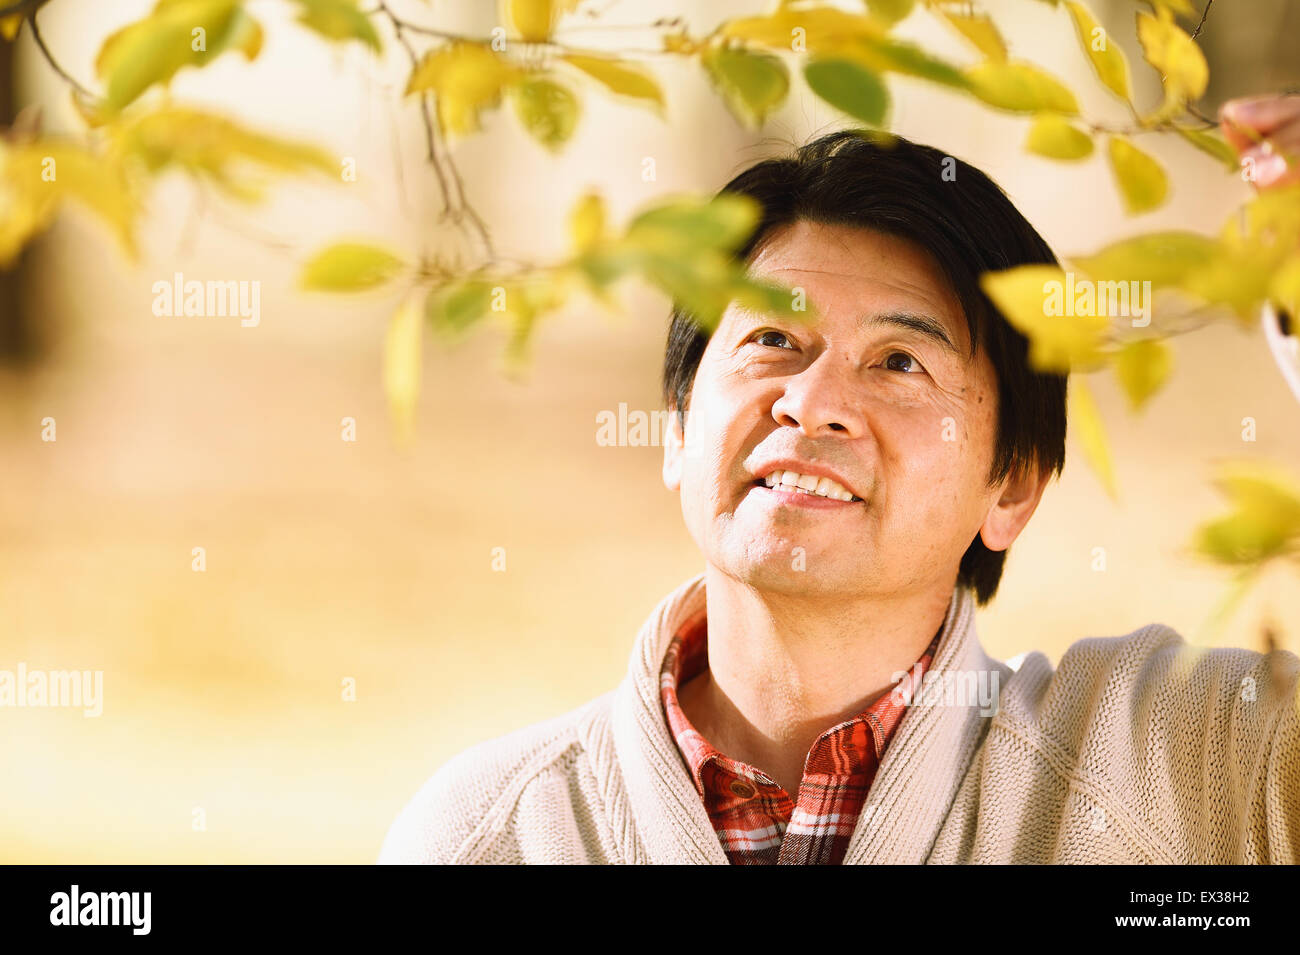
<box><xmin>661</xmin><ymin>130</ymin><xmax>1067</xmax><ymax>605</ymax></box>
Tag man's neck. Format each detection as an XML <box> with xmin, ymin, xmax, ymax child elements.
<box><xmin>676</xmin><ymin>564</ymin><xmax>954</xmax><ymax>799</ymax></box>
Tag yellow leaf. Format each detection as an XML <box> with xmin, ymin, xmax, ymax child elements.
<box><xmin>1107</xmin><ymin>136</ymin><xmax>1168</xmax><ymax>214</ymax></box>
<box><xmin>1071</xmin><ymin>230</ymin><xmax>1218</xmax><ymax>287</ymax></box>
<box><xmin>1194</xmin><ymin>462</ymin><xmax>1300</xmax><ymax>566</ymax></box>
<box><xmin>1065</xmin><ymin>1</ymin><xmax>1131</xmax><ymax>102</ymax></box>
<box><xmin>1182</xmin><ymin>249</ymin><xmax>1279</xmax><ymax>324</ymax></box>
<box><xmin>507</xmin><ymin>0</ymin><xmax>578</xmax><ymax>42</ymax></box>
<box><xmin>568</xmin><ymin>191</ymin><xmax>605</xmax><ymax>254</ymax></box>
<box><xmin>1025</xmin><ymin>113</ymin><xmax>1093</xmax><ymax>160</ymax></box>
<box><xmin>964</xmin><ymin>61</ymin><xmax>1078</xmax><ymax>114</ymax></box>
<box><xmin>300</xmin><ymin>242</ymin><xmax>407</xmax><ymax>291</ymax></box>
<box><xmin>1136</xmin><ymin>8</ymin><xmax>1207</xmax><ymax>119</ymax></box>
<box><xmin>292</xmin><ymin>0</ymin><xmax>381</xmax><ymax>51</ymax></box>
<box><xmin>0</xmin><ymin>140</ymin><xmax>137</xmax><ymax>263</ymax></box>
<box><xmin>980</xmin><ymin>264</ymin><xmax>1109</xmax><ymax>372</ymax></box>
<box><xmin>383</xmin><ymin>290</ymin><xmax>424</xmax><ymax>444</ymax></box>
<box><xmin>0</xmin><ymin>12</ymin><xmax>23</xmax><ymax>41</ymax></box>
<box><xmin>939</xmin><ymin>11</ymin><xmax>1006</xmax><ymax>62</ymax></box>
<box><xmin>0</xmin><ymin>147</ymin><xmax>60</xmax><ymax>268</ymax></box>
<box><xmin>1069</xmin><ymin>377</ymin><xmax>1117</xmax><ymax>500</ymax></box>
<box><xmin>560</xmin><ymin>53</ymin><xmax>664</xmax><ymax>111</ymax></box>
<box><xmin>1112</xmin><ymin>337</ymin><xmax>1171</xmax><ymax>411</ymax></box>
<box><xmin>720</xmin><ymin>7</ymin><xmax>883</xmax><ymax>53</ymax></box>
<box><xmin>111</xmin><ymin>106</ymin><xmax>337</xmax><ymax>199</ymax></box>
<box><xmin>95</xmin><ymin>0</ymin><xmax>264</xmax><ymax>112</ymax></box>
<box><xmin>1271</xmin><ymin>253</ymin><xmax>1300</xmax><ymax>316</ymax></box>
<box><xmin>406</xmin><ymin>42</ymin><xmax>523</xmax><ymax>135</ymax></box>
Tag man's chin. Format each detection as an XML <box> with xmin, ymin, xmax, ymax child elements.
<box><xmin>714</xmin><ymin>553</ymin><xmax>861</xmax><ymax>596</ymax></box>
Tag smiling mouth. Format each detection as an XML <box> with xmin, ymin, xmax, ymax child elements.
<box><xmin>751</xmin><ymin>476</ymin><xmax>864</xmax><ymax>503</ymax></box>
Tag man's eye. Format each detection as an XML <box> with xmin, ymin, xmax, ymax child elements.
<box><xmin>751</xmin><ymin>329</ymin><xmax>794</xmax><ymax>349</ymax></box>
<box><xmin>884</xmin><ymin>351</ymin><xmax>923</xmax><ymax>373</ymax></box>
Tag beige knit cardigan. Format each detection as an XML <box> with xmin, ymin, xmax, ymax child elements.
<box><xmin>378</xmin><ymin>573</ymin><xmax>1300</xmax><ymax>864</ymax></box>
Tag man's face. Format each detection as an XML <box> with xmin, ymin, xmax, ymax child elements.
<box><xmin>663</xmin><ymin>219</ymin><xmax>1015</xmax><ymax>600</ymax></box>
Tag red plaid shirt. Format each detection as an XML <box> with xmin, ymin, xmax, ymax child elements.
<box><xmin>660</xmin><ymin>608</ymin><xmax>941</xmax><ymax>865</ymax></box>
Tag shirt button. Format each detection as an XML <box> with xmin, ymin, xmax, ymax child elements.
<box><xmin>729</xmin><ymin>780</ymin><xmax>755</xmax><ymax>799</ymax></box>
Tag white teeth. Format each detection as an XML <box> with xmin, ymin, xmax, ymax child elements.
<box><xmin>760</xmin><ymin>470</ymin><xmax>856</xmax><ymax>501</ymax></box>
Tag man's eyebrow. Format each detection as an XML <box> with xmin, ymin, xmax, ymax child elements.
<box><xmin>858</xmin><ymin>311</ymin><xmax>963</xmax><ymax>359</ymax></box>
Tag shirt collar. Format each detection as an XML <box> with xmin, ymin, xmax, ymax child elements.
<box><xmin>660</xmin><ymin>606</ymin><xmax>943</xmax><ymax>798</ymax></box>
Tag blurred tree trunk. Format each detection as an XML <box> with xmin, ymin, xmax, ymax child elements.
<box><xmin>0</xmin><ymin>28</ymin><xmax>35</xmax><ymax>364</ymax></box>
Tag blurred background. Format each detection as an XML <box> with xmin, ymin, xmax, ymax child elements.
<box><xmin>1</xmin><ymin>0</ymin><xmax>1298</xmax><ymax>863</ymax></box>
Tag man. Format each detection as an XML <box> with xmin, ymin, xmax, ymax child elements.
<box><xmin>378</xmin><ymin>99</ymin><xmax>1300</xmax><ymax>865</ymax></box>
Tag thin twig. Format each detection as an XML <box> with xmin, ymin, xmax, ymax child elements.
<box><xmin>376</xmin><ymin>1</ymin><xmax>450</xmax><ymax>213</ymax></box>
<box><xmin>1191</xmin><ymin>0</ymin><xmax>1213</xmax><ymax>40</ymax></box>
<box><xmin>28</xmin><ymin>9</ymin><xmax>92</xmax><ymax>99</ymax></box>
<box><xmin>374</xmin><ymin>0</ymin><xmax>494</xmax><ymax>262</ymax></box>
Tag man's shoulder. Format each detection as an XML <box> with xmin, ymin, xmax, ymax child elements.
<box><xmin>377</xmin><ymin>690</ymin><xmax>617</xmax><ymax>864</ymax></box>
<box><xmin>999</xmin><ymin>620</ymin><xmax>1300</xmax><ymax>751</ymax></box>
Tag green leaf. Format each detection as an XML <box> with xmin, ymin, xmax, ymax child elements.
<box><xmin>864</xmin><ymin>0</ymin><xmax>914</xmax><ymax>27</ymax></box>
<box><xmin>964</xmin><ymin>61</ymin><xmax>1079</xmax><ymax>114</ymax></box>
<box><xmin>291</xmin><ymin>0</ymin><xmax>381</xmax><ymax>51</ymax></box>
<box><xmin>1065</xmin><ymin>1</ymin><xmax>1131</xmax><ymax>102</ymax></box>
<box><xmin>383</xmin><ymin>290</ymin><xmax>423</xmax><ymax>443</ymax></box>
<box><xmin>843</xmin><ymin>35</ymin><xmax>968</xmax><ymax>90</ymax></box>
<box><xmin>561</xmin><ymin>53</ymin><xmax>664</xmax><ymax>111</ymax></box>
<box><xmin>1107</xmin><ymin>136</ymin><xmax>1168</xmax><ymax>214</ymax></box>
<box><xmin>1071</xmin><ymin>230</ymin><xmax>1218</xmax><ymax>288</ymax></box>
<box><xmin>425</xmin><ymin>280</ymin><xmax>495</xmax><ymax>336</ymax></box>
<box><xmin>1112</xmin><ymin>337</ymin><xmax>1171</xmax><ymax>411</ymax></box>
<box><xmin>510</xmin><ymin>76</ymin><xmax>580</xmax><ymax>151</ymax></box>
<box><xmin>300</xmin><ymin>242</ymin><xmax>406</xmax><ymax>291</ymax></box>
<box><xmin>1070</xmin><ymin>376</ymin><xmax>1117</xmax><ymax>500</ymax></box>
<box><xmin>980</xmin><ymin>264</ymin><xmax>1109</xmax><ymax>372</ymax></box>
<box><xmin>625</xmin><ymin>194</ymin><xmax>760</xmax><ymax>256</ymax></box>
<box><xmin>803</xmin><ymin>57</ymin><xmax>889</xmax><ymax>126</ymax></box>
<box><xmin>701</xmin><ymin>47</ymin><xmax>790</xmax><ymax>127</ymax></box>
<box><xmin>1175</xmin><ymin>126</ymin><xmax>1239</xmax><ymax>172</ymax></box>
<box><xmin>95</xmin><ymin>0</ymin><xmax>264</xmax><ymax>113</ymax></box>
<box><xmin>1025</xmin><ymin>113</ymin><xmax>1093</xmax><ymax>160</ymax></box>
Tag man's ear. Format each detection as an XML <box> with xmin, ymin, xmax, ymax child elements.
<box><xmin>978</xmin><ymin>460</ymin><xmax>1050</xmax><ymax>552</ymax></box>
<box><xmin>662</xmin><ymin>407</ymin><xmax>685</xmax><ymax>492</ymax></box>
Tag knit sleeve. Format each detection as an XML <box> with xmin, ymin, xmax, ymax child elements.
<box><xmin>1259</xmin><ymin>654</ymin><xmax>1300</xmax><ymax>863</ymax></box>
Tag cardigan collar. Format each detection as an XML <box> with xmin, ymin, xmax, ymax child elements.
<box><xmin>610</xmin><ymin>572</ymin><xmax>1008</xmax><ymax>864</ymax></box>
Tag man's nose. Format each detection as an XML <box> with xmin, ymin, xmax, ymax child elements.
<box><xmin>769</xmin><ymin>354</ymin><xmax>867</xmax><ymax>438</ymax></box>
